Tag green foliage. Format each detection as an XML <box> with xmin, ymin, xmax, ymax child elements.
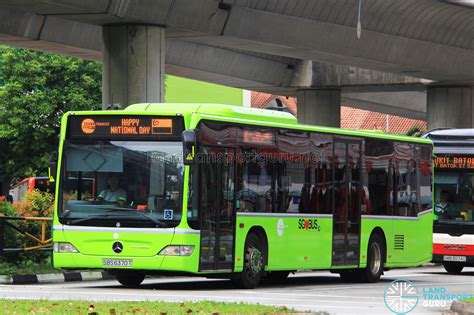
<box><xmin>0</xmin><ymin>257</ymin><xmax>58</xmax><ymax>276</ymax></box>
<box><xmin>12</xmin><ymin>189</ymin><xmax>54</xmax><ymax>217</ymax></box>
<box><xmin>0</xmin><ymin>46</ymin><xmax>102</xmax><ymax>184</ymax></box>
<box><xmin>405</xmin><ymin>126</ymin><xmax>425</xmax><ymax>137</ymax></box>
<box><xmin>0</xmin><ymin>190</ymin><xmax>54</xmax><ymax>266</ymax></box>
<box><xmin>0</xmin><ymin>300</ymin><xmax>301</xmax><ymax>314</ymax></box>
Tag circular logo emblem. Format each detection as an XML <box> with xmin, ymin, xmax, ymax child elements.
<box><xmin>384</xmin><ymin>279</ymin><xmax>419</xmax><ymax>314</ymax></box>
<box><xmin>81</xmin><ymin>118</ymin><xmax>96</xmax><ymax>134</ymax></box>
<box><xmin>112</xmin><ymin>241</ymin><xmax>123</xmax><ymax>254</ymax></box>
<box><xmin>277</xmin><ymin>219</ymin><xmax>285</xmax><ymax>237</ymax></box>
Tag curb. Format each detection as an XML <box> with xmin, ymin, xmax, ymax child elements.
<box><xmin>451</xmin><ymin>301</ymin><xmax>474</xmax><ymax>315</ymax></box>
<box><xmin>0</xmin><ymin>271</ymin><xmax>115</xmax><ymax>285</ymax></box>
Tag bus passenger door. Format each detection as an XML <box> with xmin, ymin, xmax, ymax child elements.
<box><xmin>199</xmin><ymin>147</ymin><xmax>235</xmax><ymax>271</ymax></box>
<box><xmin>332</xmin><ymin>139</ymin><xmax>361</xmax><ymax>267</ymax></box>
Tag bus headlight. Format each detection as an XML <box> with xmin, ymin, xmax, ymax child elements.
<box><xmin>159</xmin><ymin>245</ymin><xmax>194</xmax><ymax>256</ymax></box>
<box><xmin>53</xmin><ymin>242</ymin><xmax>79</xmax><ymax>253</ymax></box>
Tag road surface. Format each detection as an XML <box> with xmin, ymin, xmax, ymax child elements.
<box><xmin>1</xmin><ymin>266</ymin><xmax>473</xmax><ymax>314</ymax></box>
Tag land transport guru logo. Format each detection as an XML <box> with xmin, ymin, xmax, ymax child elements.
<box><xmin>384</xmin><ymin>279</ymin><xmax>473</xmax><ymax>314</ymax></box>
<box><xmin>384</xmin><ymin>279</ymin><xmax>419</xmax><ymax>314</ymax></box>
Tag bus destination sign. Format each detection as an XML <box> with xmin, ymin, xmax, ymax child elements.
<box><xmin>434</xmin><ymin>156</ymin><xmax>474</xmax><ymax>169</ymax></box>
<box><xmin>68</xmin><ymin>115</ymin><xmax>183</xmax><ymax>140</ymax></box>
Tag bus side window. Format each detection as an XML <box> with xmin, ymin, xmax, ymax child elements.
<box><xmin>235</xmin><ymin>147</ymin><xmax>275</xmax><ymax>213</ymax></box>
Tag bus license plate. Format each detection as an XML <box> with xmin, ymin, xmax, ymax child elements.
<box><xmin>443</xmin><ymin>255</ymin><xmax>466</xmax><ymax>262</ymax></box>
<box><xmin>102</xmin><ymin>259</ymin><xmax>133</xmax><ymax>267</ymax></box>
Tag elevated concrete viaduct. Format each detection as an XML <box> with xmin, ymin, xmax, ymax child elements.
<box><xmin>0</xmin><ymin>0</ymin><xmax>472</xmax><ymax>128</ymax></box>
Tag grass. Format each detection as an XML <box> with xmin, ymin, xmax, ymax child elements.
<box><xmin>464</xmin><ymin>296</ymin><xmax>474</xmax><ymax>303</ymax></box>
<box><xmin>0</xmin><ymin>300</ymin><xmax>305</xmax><ymax>314</ymax></box>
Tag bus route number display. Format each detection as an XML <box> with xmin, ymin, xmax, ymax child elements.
<box><xmin>434</xmin><ymin>156</ymin><xmax>474</xmax><ymax>169</ymax></box>
<box><xmin>68</xmin><ymin>116</ymin><xmax>183</xmax><ymax>139</ymax></box>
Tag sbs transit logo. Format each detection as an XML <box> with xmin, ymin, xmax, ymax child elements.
<box><xmin>81</xmin><ymin>118</ymin><xmax>96</xmax><ymax>134</ymax></box>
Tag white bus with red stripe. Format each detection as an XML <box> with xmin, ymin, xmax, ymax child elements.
<box><xmin>424</xmin><ymin>129</ymin><xmax>474</xmax><ymax>274</ymax></box>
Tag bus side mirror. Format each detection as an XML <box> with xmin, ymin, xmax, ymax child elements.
<box><xmin>182</xmin><ymin>130</ymin><xmax>197</xmax><ymax>165</ymax></box>
<box><xmin>49</xmin><ymin>151</ymin><xmax>58</xmax><ymax>183</ymax></box>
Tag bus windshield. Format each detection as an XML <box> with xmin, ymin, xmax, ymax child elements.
<box><xmin>434</xmin><ymin>169</ymin><xmax>474</xmax><ymax>225</ymax></box>
<box><xmin>59</xmin><ymin>140</ymin><xmax>183</xmax><ymax>227</ymax></box>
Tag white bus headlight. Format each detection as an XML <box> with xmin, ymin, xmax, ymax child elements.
<box><xmin>53</xmin><ymin>242</ymin><xmax>79</xmax><ymax>253</ymax></box>
<box><xmin>159</xmin><ymin>245</ymin><xmax>194</xmax><ymax>256</ymax></box>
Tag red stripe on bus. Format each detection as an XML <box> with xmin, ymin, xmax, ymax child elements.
<box><xmin>433</xmin><ymin>243</ymin><xmax>474</xmax><ymax>256</ymax></box>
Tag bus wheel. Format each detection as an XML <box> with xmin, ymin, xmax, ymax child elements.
<box><xmin>233</xmin><ymin>233</ymin><xmax>265</xmax><ymax>289</ymax></box>
<box><xmin>116</xmin><ymin>272</ymin><xmax>145</xmax><ymax>287</ymax></box>
<box><xmin>359</xmin><ymin>233</ymin><xmax>385</xmax><ymax>283</ymax></box>
<box><xmin>266</xmin><ymin>271</ymin><xmax>290</xmax><ymax>284</ymax></box>
<box><xmin>443</xmin><ymin>263</ymin><xmax>464</xmax><ymax>274</ymax></box>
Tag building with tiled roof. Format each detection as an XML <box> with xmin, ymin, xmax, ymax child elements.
<box><xmin>251</xmin><ymin>92</ymin><xmax>426</xmax><ymax>135</ymax></box>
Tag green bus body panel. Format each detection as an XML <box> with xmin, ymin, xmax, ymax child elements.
<box><xmin>53</xmin><ymin>103</ymin><xmax>433</xmax><ymax>274</ymax></box>
<box><xmin>359</xmin><ymin>212</ymin><xmax>433</xmax><ymax>269</ymax></box>
<box><xmin>234</xmin><ymin>215</ymin><xmax>333</xmax><ymax>272</ymax></box>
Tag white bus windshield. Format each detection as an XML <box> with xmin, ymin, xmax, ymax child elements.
<box><xmin>59</xmin><ymin>140</ymin><xmax>183</xmax><ymax>227</ymax></box>
<box><xmin>434</xmin><ymin>170</ymin><xmax>474</xmax><ymax>225</ymax></box>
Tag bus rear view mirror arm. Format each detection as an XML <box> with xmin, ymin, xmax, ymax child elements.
<box><xmin>182</xmin><ymin>130</ymin><xmax>198</xmax><ymax>165</ymax></box>
<box><xmin>49</xmin><ymin>151</ymin><xmax>58</xmax><ymax>182</ymax></box>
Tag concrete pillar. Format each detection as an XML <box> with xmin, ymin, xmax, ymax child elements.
<box><xmin>297</xmin><ymin>89</ymin><xmax>341</xmax><ymax>127</ymax></box>
<box><xmin>102</xmin><ymin>25</ymin><xmax>165</xmax><ymax>109</ymax></box>
<box><xmin>427</xmin><ymin>86</ymin><xmax>474</xmax><ymax>130</ymax></box>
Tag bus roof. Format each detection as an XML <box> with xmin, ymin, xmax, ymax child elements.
<box><xmin>424</xmin><ymin>128</ymin><xmax>474</xmax><ymax>138</ymax></box>
<box><xmin>66</xmin><ymin>103</ymin><xmax>431</xmax><ymax>145</ymax></box>
<box><xmin>423</xmin><ymin>128</ymin><xmax>474</xmax><ymax>154</ymax></box>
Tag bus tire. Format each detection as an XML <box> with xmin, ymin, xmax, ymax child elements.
<box><xmin>232</xmin><ymin>233</ymin><xmax>265</xmax><ymax>289</ymax></box>
<box><xmin>443</xmin><ymin>263</ymin><xmax>464</xmax><ymax>274</ymax></box>
<box><xmin>359</xmin><ymin>233</ymin><xmax>385</xmax><ymax>283</ymax></box>
<box><xmin>116</xmin><ymin>272</ymin><xmax>145</xmax><ymax>287</ymax></box>
<box><xmin>266</xmin><ymin>271</ymin><xmax>290</xmax><ymax>283</ymax></box>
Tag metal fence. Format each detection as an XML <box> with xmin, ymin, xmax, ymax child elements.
<box><xmin>0</xmin><ymin>214</ymin><xmax>52</xmax><ymax>255</ymax></box>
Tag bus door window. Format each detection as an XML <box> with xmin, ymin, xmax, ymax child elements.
<box><xmin>199</xmin><ymin>146</ymin><xmax>235</xmax><ymax>269</ymax></box>
<box><xmin>395</xmin><ymin>160</ymin><xmax>411</xmax><ymax>216</ymax></box>
<box><xmin>419</xmin><ymin>145</ymin><xmax>433</xmax><ymax>213</ymax></box>
<box><xmin>409</xmin><ymin>160</ymin><xmax>419</xmax><ymax>215</ymax></box>
<box><xmin>347</xmin><ymin>142</ymin><xmax>361</xmax><ymax>233</ymax></box>
<box><xmin>365</xmin><ymin>139</ymin><xmax>393</xmax><ymax>216</ymax></box>
<box><xmin>310</xmin><ymin>134</ymin><xmax>333</xmax><ymax>214</ymax></box>
<box><xmin>334</xmin><ymin>142</ymin><xmax>347</xmax><ymax>222</ymax></box>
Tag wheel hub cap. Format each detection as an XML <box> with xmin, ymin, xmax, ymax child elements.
<box><xmin>248</xmin><ymin>246</ymin><xmax>263</xmax><ymax>276</ymax></box>
<box><xmin>370</xmin><ymin>242</ymin><xmax>381</xmax><ymax>275</ymax></box>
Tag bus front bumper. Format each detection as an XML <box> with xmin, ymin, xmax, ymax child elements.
<box><xmin>53</xmin><ymin>252</ymin><xmax>199</xmax><ymax>273</ymax></box>
<box><xmin>432</xmin><ymin>254</ymin><xmax>474</xmax><ymax>266</ymax></box>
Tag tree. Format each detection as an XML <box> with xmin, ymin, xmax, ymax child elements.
<box><xmin>0</xmin><ymin>46</ymin><xmax>102</xmax><ymax>191</ymax></box>
<box><xmin>405</xmin><ymin>126</ymin><xmax>425</xmax><ymax>137</ymax></box>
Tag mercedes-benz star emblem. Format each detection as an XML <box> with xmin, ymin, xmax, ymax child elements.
<box><xmin>112</xmin><ymin>242</ymin><xmax>123</xmax><ymax>254</ymax></box>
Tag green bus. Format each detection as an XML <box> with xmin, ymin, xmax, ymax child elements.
<box><xmin>51</xmin><ymin>104</ymin><xmax>433</xmax><ymax>288</ymax></box>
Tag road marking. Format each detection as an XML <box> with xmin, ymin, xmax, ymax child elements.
<box><xmin>238</xmin><ymin>290</ymin><xmax>380</xmax><ymax>300</ymax></box>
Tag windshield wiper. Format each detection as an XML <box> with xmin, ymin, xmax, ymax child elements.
<box><xmin>68</xmin><ymin>214</ymin><xmax>127</xmax><ymax>225</ymax></box>
<box><xmin>67</xmin><ymin>210</ymin><xmax>166</xmax><ymax>227</ymax></box>
<box><xmin>100</xmin><ymin>207</ymin><xmax>167</xmax><ymax>227</ymax></box>
<box><xmin>131</xmin><ymin>211</ymin><xmax>166</xmax><ymax>227</ymax></box>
